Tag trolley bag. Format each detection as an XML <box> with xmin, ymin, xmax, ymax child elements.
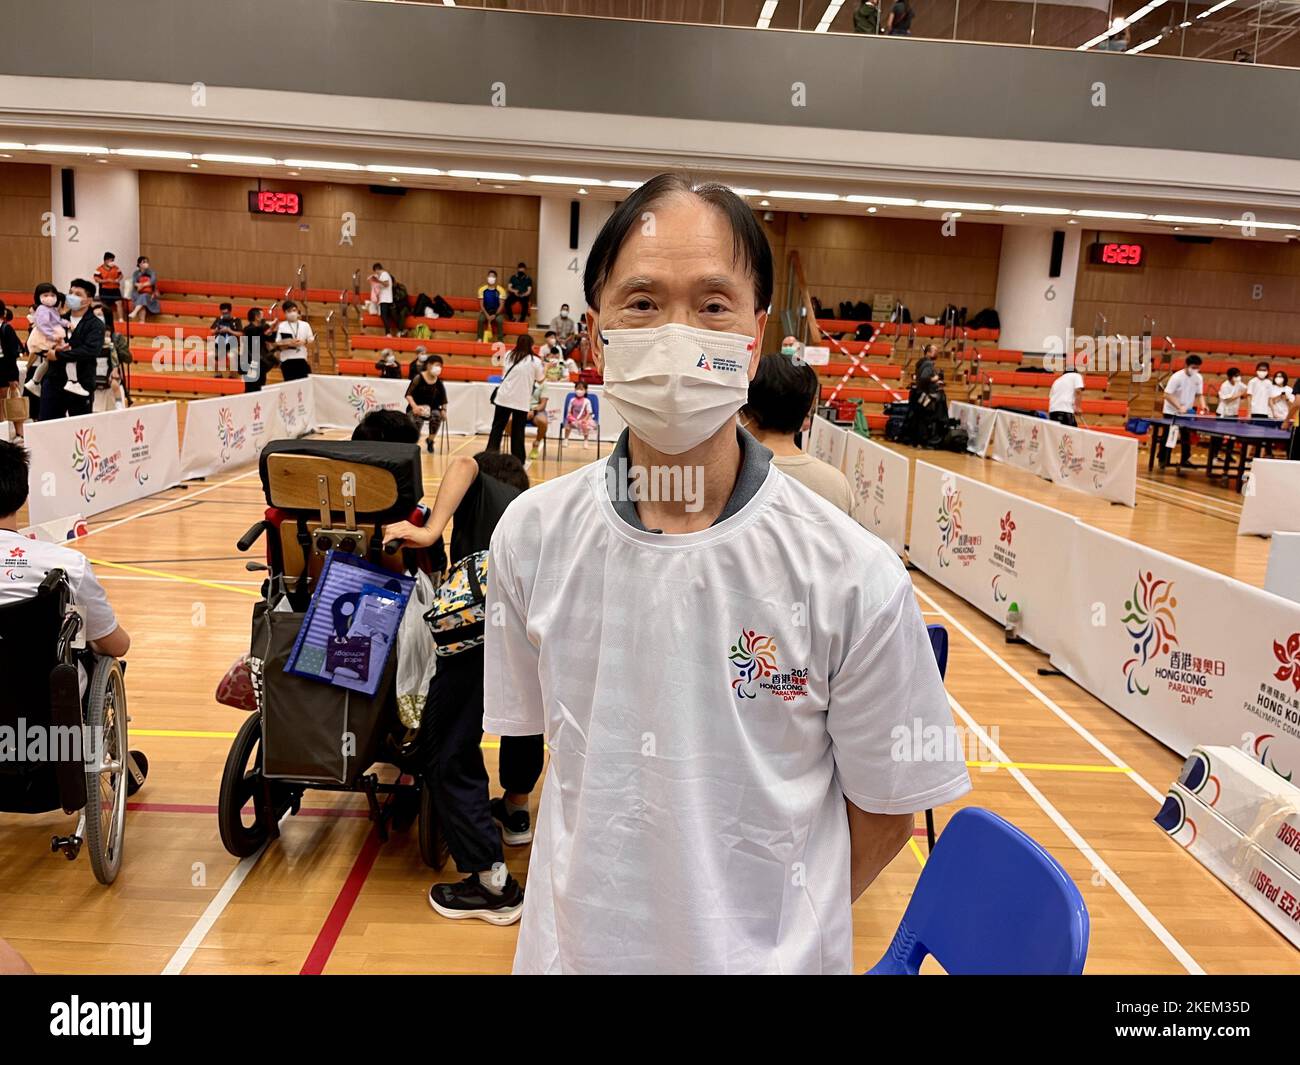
<box><xmin>250</xmin><ymin>598</ymin><xmax>397</xmax><ymax>784</ymax></box>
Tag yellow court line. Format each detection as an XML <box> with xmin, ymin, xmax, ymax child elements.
<box><xmin>135</xmin><ymin>728</ymin><xmax>239</xmax><ymax>739</ymax></box>
<box><xmin>88</xmin><ymin>558</ymin><xmax>262</xmax><ymax>598</ymax></box>
<box><xmin>907</xmin><ymin>837</ymin><xmax>927</xmax><ymax>868</ymax></box>
<box><xmin>967</xmin><ymin>760</ymin><xmax>1132</xmax><ymax>774</ymax></box>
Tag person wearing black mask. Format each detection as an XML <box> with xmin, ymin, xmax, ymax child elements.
<box><xmin>241</xmin><ymin>307</ymin><xmax>273</xmax><ymax>393</ymax></box>
<box><xmin>40</xmin><ymin>279</ymin><xmax>101</xmax><ymax>419</ymax></box>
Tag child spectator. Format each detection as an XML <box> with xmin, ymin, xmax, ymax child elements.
<box><xmin>24</xmin><ymin>284</ymin><xmax>67</xmax><ymax>397</ymax></box>
<box><xmin>477</xmin><ymin>270</ymin><xmax>506</xmax><ymax>343</ymax></box>
<box><xmin>563</xmin><ymin>381</ymin><xmax>596</xmax><ymax>447</ymax></box>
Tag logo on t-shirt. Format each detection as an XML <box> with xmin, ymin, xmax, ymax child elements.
<box><xmin>4</xmin><ymin>544</ymin><xmax>29</xmax><ymax>581</ymax></box>
<box><xmin>728</xmin><ymin>629</ymin><xmax>809</xmax><ymax>702</ymax></box>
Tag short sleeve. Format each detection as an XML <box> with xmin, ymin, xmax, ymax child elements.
<box><xmin>71</xmin><ymin>560</ymin><xmax>119</xmax><ymax>643</ymax></box>
<box><xmin>482</xmin><ymin>528</ymin><xmax>545</xmax><ymax>737</ymax></box>
<box><xmin>827</xmin><ymin>573</ymin><xmax>971</xmax><ymax>815</ymax></box>
<box><xmin>303</xmin><ymin>324</ymin><xmax>316</xmax><ymax>344</ymax></box>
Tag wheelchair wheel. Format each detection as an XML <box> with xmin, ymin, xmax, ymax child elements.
<box><xmin>418</xmin><ymin>780</ymin><xmax>449</xmax><ymax>871</ymax></box>
<box><xmin>83</xmin><ymin>656</ymin><xmax>128</xmax><ymax>885</ymax></box>
<box><xmin>218</xmin><ymin>713</ymin><xmax>291</xmax><ymax>858</ymax></box>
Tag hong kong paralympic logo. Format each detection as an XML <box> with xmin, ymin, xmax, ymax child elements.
<box><xmin>936</xmin><ymin>486</ymin><xmax>963</xmax><ymax>568</ymax></box>
<box><xmin>729</xmin><ymin>630</ymin><xmax>777</xmax><ymax>700</ymax></box>
<box><xmin>348</xmin><ymin>382</ymin><xmax>379</xmax><ymax>416</ymax></box>
<box><xmin>72</xmin><ymin>428</ymin><xmax>101</xmax><ymax>502</ymax></box>
<box><xmin>1120</xmin><ymin>570</ymin><xmax>1178</xmax><ymax>697</ymax></box>
<box><xmin>1272</xmin><ymin>632</ymin><xmax>1300</xmax><ymax>693</ymax></box>
<box><xmin>999</xmin><ymin>510</ymin><xmax>1016</xmax><ymax>546</ymax></box>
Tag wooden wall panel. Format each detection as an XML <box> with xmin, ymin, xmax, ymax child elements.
<box><xmin>1071</xmin><ymin>231</ymin><xmax>1300</xmax><ymax>344</ymax></box>
<box><xmin>138</xmin><ymin>172</ymin><xmax>539</xmax><ymax>299</ymax></box>
<box><xmin>0</xmin><ymin>163</ymin><xmax>51</xmax><ymax>292</ymax></box>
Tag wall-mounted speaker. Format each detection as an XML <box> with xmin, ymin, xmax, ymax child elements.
<box><xmin>1174</xmin><ymin>234</ymin><xmax>1214</xmax><ymax>245</ymax></box>
<box><xmin>1048</xmin><ymin>230</ymin><xmax>1065</xmax><ymax>278</ymax></box>
<box><xmin>368</xmin><ymin>185</ymin><xmax>407</xmax><ymax>196</ymax></box>
<box><xmin>569</xmin><ymin>201</ymin><xmax>580</xmax><ymax>250</ymax></box>
<box><xmin>61</xmin><ymin>168</ymin><xmax>75</xmax><ymax>218</ymax></box>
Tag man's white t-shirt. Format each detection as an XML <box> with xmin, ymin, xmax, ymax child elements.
<box><xmin>0</xmin><ymin>528</ymin><xmax>118</xmax><ymax>649</ymax></box>
<box><xmin>1162</xmin><ymin>368</ymin><xmax>1204</xmax><ymax>415</ymax></box>
<box><xmin>493</xmin><ymin>354</ymin><xmax>544</xmax><ymax>413</ymax></box>
<box><xmin>1048</xmin><ymin>371</ymin><xmax>1084</xmax><ymax>415</ymax></box>
<box><xmin>1217</xmin><ymin>379</ymin><xmax>1247</xmax><ymax>418</ymax></box>
<box><xmin>484</xmin><ymin>460</ymin><xmax>972</xmax><ymax>974</ymax></box>
<box><xmin>275</xmin><ymin>320</ymin><xmax>314</xmax><ymax>363</ymax></box>
<box><xmin>375</xmin><ymin>271</ymin><xmax>393</xmax><ymax>304</ymax></box>
<box><xmin>1247</xmin><ymin>375</ymin><xmax>1275</xmax><ymax>416</ymax></box>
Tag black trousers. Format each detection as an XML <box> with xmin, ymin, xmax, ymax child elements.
<box><xmin>504</xmin><ymin>294</ymin><xmax>530</xmax><ymax>322</ymax></box>
<box><xmin>1048</xmin><ymin>411</ymin><xmax>1077</xmax><ymax>427</ymax></box>
<box><xmin>379</xmin><ymin>301</ymin><xmax>399</xmax><ymax>335</ymax></box>
<box><xmin>422</xmin><ymin>646</ymin><xmax>544</xmax><ymax>873</ymax></box>
<box><xmin>1159</xmin><ymin>427</ymin><xmax>1193</xmax><ymax>467</ymax></box>
<box><xmin>487</xmin><ymin>403</ymin><xmax>527</xmax><ymax>460</ymax></box>
<box><xmin>281</xmin><ymin>358</ymin><xmax>311</xmax><ymax>381</ymax></box>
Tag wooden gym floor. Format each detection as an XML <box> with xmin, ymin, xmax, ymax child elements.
<box><xmin>0</xmin><ymin>427</ymin><xmax>1294</xmax><ymax>975</ymax></box>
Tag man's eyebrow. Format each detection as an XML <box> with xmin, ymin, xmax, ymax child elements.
<box><xmin>609</xmin><ymin>275</ymin><xmax>659</xmax><ymax>295</ymax></box>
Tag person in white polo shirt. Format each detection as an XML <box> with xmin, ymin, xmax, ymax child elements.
<box><xmin>1160</xmin><ymin>354</ymin><xmax>1207</xmax><ymax>471</ymax></box>
<box><xmin>1048</xmin><ymin>366</ymin><xmax>1085</xmax><ymax>427</ymax></box>
<box><xmin>482</xmin><ymin>174</ymin><xmax>971</xmax><ymax>975</ymax></box>
<box><xmin>271</xmin><ymin>301</ymin><xmax>315</xmax><ymax>382</ymax></box>
<box><xmin>0</xmin><ymin>440</ymin><xmax>130</xmax><ymax>674</ymax></box>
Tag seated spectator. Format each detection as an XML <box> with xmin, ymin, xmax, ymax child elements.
<box><xmin>0</xmin><ymin>440</ymin><xmax>131</xmax><ymax>688</ymax></box>
<box><xmin>409</xmin><ymin>347</ymin><xmax>430</xmax><ymax>380</ymax></box>
<box><xmin>128</xmin><ymin>256</ymin><xmax>159</xmax><ymax>322</ymax></box>
<box><xmin>505</xmin><ymin>262</ymin><xmax>533</xmax><ymax>323</ymax></box>
<box><xmin>477</xmin><ymin>270</ymin><xmax>506</xmax><ymax>343</ymax></box>
<box><xmin>549</xmin><ymin>302</ymin><xmax>577</xmax><ymax>345</ymax></box>
<box><xmin>92</xmin><ymin>252</ymin><xmax>125</xmax><ymax>329</ymax></box>
<box><xmin>210</xmin><ymin>302</ymin><xmax>242</xmax><ymax>375</ymax></box>
<box><xmin>740</xmin><ymin>353</ymin><xmax>852</xmax><ymax>512</ymax></box>
<box><xmin>562</xmin><ymin>380</ymin><xmax>596</xmax><ymax>447</ymax></box>
<box><xmin>352</xmin><ymin>408</ymin><xmax>420</xmax><ymax>444</ymax></box>
<box><xmin>406</xmin><ymin>354</ymin><xmax>448</xmax><ymax>453</ymax></box>
<box><xmin>375</xmin><ymin>350</ymin><xmax>402</xmax><ymax>379</ymax></box>
<box><xmin>539</xmin><ymin>330</ymin><xmax>565</xmax><ymax>361</ymax></box>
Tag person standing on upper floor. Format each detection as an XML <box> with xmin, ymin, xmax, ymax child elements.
<box><xmin>549</xmin><ymin>302</ymin><xmax>577</xmax><ymax>346</ymax></box>
<box><xmin>477</xmin><ymin>270</ymin><xmax>507</xmax><ymax>344</ymax></box>
<box><xmin>370</xmin><ymin>263</ymin><xmax>397</xmax><ymax>337</ymax></box>
<box><xmin>505</xmin><ymin>262</ymin><xmax>534</xmax><ymax>324</ymax></box>
<box><xmin>128</xmin><ymin>256</ymin><xmax>159</xmax><ymax>322</ymax></box>
<box><xmin>482</xmin><ymin>174</ymin><xmax>970</xmax><ymax>975</ymax></box>
<box><xmin>270</xmin><ymin>300</ymin><xmax>315</xmax><ymax>382</ymax></box>
<box><xmin>885</xmin><ymin>0</ymin><xmax>914</xmax><ymax>35</ymax></box>
<box><xmin>853</xmin><ymin>0</ymin><xmax>880</xmax><ymax>34</ymax></box>
<box><xmin>740</xmin><ymin>351</ymin><xmax>853</xmax><ymax>513</ymax></box>
<box><xmin>1216</xmin><ymin>366</ymin><xmax>1248</xmax><ymax>418</ymax></box>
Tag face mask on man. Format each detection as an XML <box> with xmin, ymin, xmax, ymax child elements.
<box><xmin>1258</xmin><ymin>369</ymin><xmax>1269</xmax><ymax>379</ymax></box>
<box><xmin>66</xmin><ymin>294</ymin><xmax>84</xmax><ymax>312</ymax></box>
<box><xmin>560</xmin><ymin>310</ymin><xmax>569</xmax><ymax>319</ymax></box>
<box><xmin>600</xmin><ymin>323</ymin><xmax>754</xmax><ymax>455</ymax></box>
<box><xmin>286</xmin><ymin>311</ymin><xmax>299</xmax><ymax>323</ymax></box>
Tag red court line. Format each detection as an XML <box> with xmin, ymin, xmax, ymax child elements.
<box><xmin>126</xmin><ymin>801</ymin><xmax>370</xmax><ymax>818</ymax></box>
<box><xmin>300</xmin><ymin>828</ymin><xmax>384</xmax><ymax>976</ymax></box>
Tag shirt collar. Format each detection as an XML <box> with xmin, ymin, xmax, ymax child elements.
<box><xmin>605</xmin><ymin>426</ymin><xmax>773</xmax><ymax>534</ymax></box>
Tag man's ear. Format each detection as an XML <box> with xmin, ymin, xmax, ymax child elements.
<box><xmin>749</xmin><ymin>310</ymin><xmax>769</xmax><ymax>380</ymax></box>
<box><xmin>587</xmin><ymin>310</ymin><xmax>604</xmax><ymax>374</ymax></box>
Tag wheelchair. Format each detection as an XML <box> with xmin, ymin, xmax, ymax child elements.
<box><xmin>0</xmin><ymin>571</ymin><xmax>148</xmax><ymax>885</ymax></box>
<box><xmin>217</xmin><ymin>438</ymin><xmax>448</xmax><ymax>868</ymax></box>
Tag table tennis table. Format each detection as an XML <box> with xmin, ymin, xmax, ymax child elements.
<box><xmin>1145</xmin><ymin>415</ymin><xmax>1293</xmax><ymax>490</ymax></box>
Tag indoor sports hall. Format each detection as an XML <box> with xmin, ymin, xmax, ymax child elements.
<box><xmin>1</xmin><ymin>0</ymin><xmax>1300</xmax><ymax>998</ymax></box>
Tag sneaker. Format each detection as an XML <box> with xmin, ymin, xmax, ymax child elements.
<box><xmin>65</xmin><ymin>381</ymin><xmax>90</xmax><ymax>397</ymax></box>
<box><xmin>24</xmin><ymin>378</ymin><xmax>40</xmax><ymax>397</ymax></box>
<box><xmin>424</xmin><ymin>437</ymin><xmax>434</xmax><ymax>453</ymax></box>
<box><xmin>490</xmin><ymin>797</ymin><xmax>534</xmax><ymax>845</ymax></box>
<box><xmin>528</xmin><ymin>447</ymin><xmax>539</xmax><ymax>461</ymax></box>
<box><xmin>428</xmin><ymin>874</ymin><xmax>524</xmax><ymax>925</ymax></box>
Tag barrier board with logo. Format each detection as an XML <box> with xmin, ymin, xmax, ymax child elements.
<box><xmin>985</xmin><ymin>407</ymin><xmax>1136</xmax><ymax>507</ymax></box>
<box><xmin>807</xmin><ymin>414</ymin><xmax>847</xmax><ymax>470</ymax></box>
<box><xmin>1240</xmin><ymin>459</ymin><xmax>1300</xmax><ymax>537</ymax></box>
<box><xmin>179</xmin><ymin>384</ymin><xmax>301</xmax><ymax>480</ymax></box>
<box><xmin>949</xmin><ymin>401</ymin><xmax>997</xmax><ymax>458</ymax></box>
<box><xmin>841</xmin><ymin>431</ymin><xmax>909</xmax><ymax>557</ymax></box>
<box><xmin>25</xmin><ymin>401</ymin><xmax>182</xmax><ymax>525</ymax></box>
<box><xmin>1050</xmin><ymin>524</ymin><xmax>1300</xmax><ymax>779</ymax></box>
<box><xmin>309</xmin><ymin>375</ymin><xmax>409</xmax><ymax>431</ymax></box>
<box><xmin>908</xmin><ymin>460</ymin><xmax>1077</xmax><ymax>651</ymax></box>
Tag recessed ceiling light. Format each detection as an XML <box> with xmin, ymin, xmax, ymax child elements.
<box><xmin>114</xmin><ymin>148</ymin><xmax>193</xmax><ymax>160</ymax></box>
<box><xmin>189</xmin><ymin>163</ymin><xmax>199</xmax><ymax>169</ymax></box>
<box><xmin>577</xmin><ymin>188</ymin><xmax>589</xmax><ymax>195</ymax></box>
<box><xmin>846</xmin><ymin>195</ymin><xmax>918</xmax><ymax>207</ymax></box>
<box><xmin>365</xmin><ymin>165</ymin><xmax>443</xmax><ymax>177</ymax></box>
<box><xmin>199</xmin><ymin>153</ymin><xmax>277</xmax><ymax>166</ymax></box>
<box><xmin>283</xmin><ymin>159</ymin><xmax>362</xmax><ymax>171</ymax></box>
<box><xmin>288</xmin><ymin>171</ymin><xmax>299</xmax><ymax>176</ymax></box>
<box><xmin>32</xmin><ymin>143</ymin><xmax>110</xmax><ymax>154</ymax></box>
<box><xmin>765</xmin><ymin>190</ymin><xmax>840</xmax><ymax>201</ymax></box>
<box><xmin>921</xmin><ymin>200</ymin><xmax>994</xmax><ymax>211</ymax></box>
<box><xmin>759</xmin><ymin>200</ymin><xmax>771</xmax><ymax>207</ymax></box>
<box><xmin>867</xmin><ymin>207</ymin><xmax>877</xmax><ymax>214</ymax></box>
<box><xmin>727</xmin><ymin>187</ymin><xmax>762</xmax><ymax>197</ymax></box>
<box><xmin>996</xmin><ymin>205</ymin><xmax>1070</xmax><ymax>215</ymax></box>
<box><xmin>448</xmin><ymin>169</ymin><xmax>523</xmax><ymax>181</ymax></box>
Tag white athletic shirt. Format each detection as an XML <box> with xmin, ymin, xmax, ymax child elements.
<box><xmin>275</xmin><ymin>319</ymin><xmax>314</xmax><ymax>363</ymax></box>
<box><xmin>493</xmin><ymin>354</ymin><xmax>544</xmax><ymax>412</ymax></box>
<box><xmin>1162</xmin><ymin>368</ymin><xmax>1204</xmax><ymax>415</ymax></box>
<box><xmin>1217</xmin><ymin>379</ymin><xmax>1247</xmax><ymax>417</ymax></box>
<box><xmin>1048</xmin><ymin>371</ymin><xmax>1084</xmax><ymax>415</ymax></box>
<box><xmin>1270</xmin><ymin>385</ymin><xmax>1295</xmax><ymax>420</ymax></box>
<box><xmin>375</xmin><ymin>271</ymin><xmax>393</xmax><ymax>303</ymax></box>
<box><xmin>484</xmin><ymin>460</ymin><xmax>972</xmax><ymax>974</ymax></box>
<box><xmin>1247</xmin><ymin>375</ymin><xmax>1275</xmax><ymax>416</ymax></box>
<box><xmin>0</xmin><ymin>529</ymin><xmax>118</xmax><ymax>641</ymax></box>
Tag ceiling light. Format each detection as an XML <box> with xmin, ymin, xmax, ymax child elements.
<box><xmin>365</xmin><ymin>164</ymin><xmax>443</xmax><ymax>176</ymax></box>
<box><xmin>578</xmin><ymin>188</ymin><xmax>589</xmax><ymax>195</ymax></box>
<box><xmin>528</xmin><ymin>175</ymin><xmax>604</xmax><ymax>186</ymax></box>
<box><xmin>199</xmin><ymin>153</ymin><xmax>277</xmax><ymax>166</ymax></box>
<box><xmin>867</xmin><ymin>207</ymin><xmax>877</xmax><ymax>214</ymax></box>
<box><xmin>921</xmin><ymin>199</ymin><xmax>993</xmax><ymax>211</ymax></box>
<box><xmin>996</xmin><ymin>204</ymin><xmax>1071</xmax><ymax>215</ymax></box>
<box><xmin>1128</xmin><ymin>36</ymin><xmax>1163</xmax><ymax>53</ymax></box>
<box><xmin>846</xmin><ymin>195</ymin><xmax>918</xmax><ymax>206</ymax></box>
<box><xmin>1151</xmin><ymin>214</ymin><xmax>1227</xmax><ymax>225</ymax></box>
<box><xmin>728</xmin><ymin>187</ymin><xmax>762</xmax><ymax>197</ymax></box>
<box><xmin>607</xmin><ymin>180</ymin><xmax>644</xmax><ymax>190</ymax></box>
<box><xmin>759</xmin><ymin>199</ymin><xmax>770</xmax><ymax>207</ymax></box>
<box><xmin>448</xmin><ymin>169</ymin><xmax>523</xmax><ymax>181</ymax></box>
<box><xmin>1073</xmin><ymin>209</ymin><xmax>1149</xmax><ymax>220</ymax></box>
<box><xmin>283</xmin><ymin>159</ymin><xmax>362</xmax><ymax>171</ymax></box>
<box><xmin>756</xmin><ymin>0</ymin><xmax>779</xmax><ymax>28</ymax></box>
<box><xmin>189</xmin><ymin>163</ymin><xmax>199</xmax><ymax>169</ymax></box>
<box><xmin>31</xmin><ymin>143</ymin><xmax>110</xmax><ymax>154</ymax></box>
<box><xmin>114</xmin><ymin>148</ymin><xmax>193</xmax><ymax>160</ymax></box>
<box><xmin>0</xmin><ymin>142</ymin><xmax>25</xmax><ymax>151</ymax></box>
<box><xmin>765</xmin><ymin>190</ymin><xmax>841</xmax><ymax>201</ymax></box>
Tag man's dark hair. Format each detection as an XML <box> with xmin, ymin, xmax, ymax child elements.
<box><xmin>247</xmin><ymin>307</ymin><xmax>262</xmax><ymax>322</ymax></box>
<box><xmin>517</xmin><ymin>262</ymin><xmax>527</xmax><ymax>270</ymax></box>
<box><xmin>584</xmin><ymin>173</ymin><xmax>773</xmax><ymax>312</ymax></box>
<box><xmin>429</xmin><ymin>354</ymin><xmax>444</xmax><ymax>365</ymax></box>
<box><xmin>1185</xmin><ymin>354</ymin><xmax>1203</xmax><ymax>367</ymax></box>
<box><xmin>474</xmin><ymin>451</ymin><xmax>530</xmax><ymax>493</ymax></box>
<box><xmin>282</xmin><ymin>300</ymin><xmax>298</xmax><ymax>313</ymax></box>
<box><xmin>0</xmin><ymin>439</ymin><xmax>30</xmax><ymax>518</ymax></box>
<box><xmin>372</xmin><ymin>262</ymin><xmax>383</xmax><ymax>270</ymax></box>
<box><xmin>103</xmin><ymin>252</ymin><xmax>115</xmax><ymax>261</ymax></box>
<box><xmin>545</xmin><ymin>330</ymin><xmax>557</xmax><ymax>340</ymax></box>
<box><xmin>743</xmin><ymin>353</ymin><xmax>820</xmax><ymax>435</ymax></box>
<box><xmin>1226</xmin><ymin>366</ymin><xmax>1240</xmax><ymax>378</ymax></box>
<box><xmin>69</xmin><ymin>278</ymin><xmax>96</xmax><ymax>298</ymax></box>
<box><xmin>351</xmin><ymin>409</ymin><xmax>419</xmax><ymax>444</ymax></box>
<box><xmin>219</xmin><ymin>302</ymin><xmax>232</xmax><ymax>312</ymax></box>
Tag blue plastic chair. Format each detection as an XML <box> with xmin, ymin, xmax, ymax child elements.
<box><xmin>922</xmin><ymin>625</ymin><xmax>949</xmax><ymax>851</ymax></box>
<box><xmin>868</xmin><ymin>807</ymin><xmax>1090</xmax><ymax>975</ymax></box>
<box><xmin>558</xmin><ymin>391</ymin><xmax>602</xmax><ymax>460</ymax></box>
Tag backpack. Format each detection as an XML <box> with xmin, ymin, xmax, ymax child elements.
<box><xmin>410</xmin><ymin>323</ymin><xmax>432</xmax><ymax>340</ymax></box>
<box><xmin>391</xmin><ymin>280</ymin><xmax>410</xmax><ymax>310</ymax></box>
<box><xmin>432</xmin><ymin>295</ymin><xmax>455</xmax><ymax>319</ymax></box>
<box><xmin>424</xmin><ymin>551</ymin><xmax>489</xmax><ymax>657</ymax></box>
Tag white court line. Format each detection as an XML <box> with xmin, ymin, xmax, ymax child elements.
<box><xmin>1136</xmin><ymin>483</ymin><xmax>1242</xmax><ymax>520</ymax></box>
<box><xmin>96</xmin><ymin>574</ymin><xmax>264</xmax><ymax>586</ymax></box>
<box><xmin>162</xmin><ymin>842</ymin><xmax>268</xmax><ymax>975</ymax></box>
<box><xmin>66</xmin><ymin>467</ymin><xmax>263</xmax><ymax>546</ymax></box>
<box><xmin>946</xmin><ymin>692</ymin><xmax>1204</xmax><ymax>975</ymax></box>
<box><xmin>1137</xmin><ymin>475</ymin><xmax>1242</xmax><ymax>509</ymax></box>
<box><xmin>911</xmin><ymin>583</ymin><xmax>1166</xmax><ymax>805</ymax></box>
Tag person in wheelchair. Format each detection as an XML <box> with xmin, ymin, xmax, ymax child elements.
<box><xmin>0</xmin><ymin>440</ymin><xmax>130</xmax><ymax>668</ymax></box>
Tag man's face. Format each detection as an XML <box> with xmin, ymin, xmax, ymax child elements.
<box><xmin>589</xmin><ymin>194</ymin><xmax>767</xmax><ymax>379</ymax></box>
<box><xmin>487</xmin><ymin>274</ymin><xmax>497</xmax><ymax>286</ymax></box>
<box><xmin>69</xmin><ymin>285</ymin><xmax>92</xmax><ymax>307</ymax></box>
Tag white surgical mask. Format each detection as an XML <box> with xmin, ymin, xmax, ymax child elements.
<box><xmin>286</xmin><ymin>311</ymin><xmax>299</xmax><ymax>322</ymax></box>
<box><xmin>66</xmin><ymin>294</ymin><xmax>84</xmax><ymax>312</ymax></box>
<box><xmin>1276</xmin><ymin>376</ymin><xmax>1286</xmax><ymax>386</ymax></box>
<box><xmin>430</xmin><ymin>366</ymin><xmax>441</xmax><ymax>377</ymax></box>
<box><xmin>600</xmin><ymin>323</ymin><xmax>754</xmax><ymax>455</ymax></box>
<box><xmin>560</xmin><ymin>310</ymin><xmax>569</xmax><ymax>318</ymax></box>
<box><xmin>1258</xmin><ymin>370</ymin><xmax>1269</xmax><ymax>379</ymax></box>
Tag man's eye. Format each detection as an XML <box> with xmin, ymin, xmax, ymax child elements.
<box><xmin>631</xmin><ymin>299</ymin><xmax>654</xmax><ymax>311</ymax></box>
<box><xmin>704</xmin><ymin>302</ymin><xmax>728</xmax><ymax>314</ymax></box>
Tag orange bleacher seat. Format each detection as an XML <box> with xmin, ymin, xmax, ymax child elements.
<box><xmin>974</xmin><ymin>370</ymin><xmax>1108</xmax><ymax>390</ymax></box>
<box><xmin>128</xmin><ymin>372</ymin><xmax>245</xmax><ymax>395</ymax></box>
<box><xmin>827</xmin><ymin>340</ymin><xmax>893</xmax><ymax>358</ymax></box>
<box><xmin>820</xmin><ymin>386</ymin><xmax>899</xmax><ymax>405</ymax></box>
<box><xmin>971</xmin><ymin>349</ymin><xmax>1024</xmax><ymax>365</ymax></box>
<box><xmin>361</xmin><ymin>313</ymin><xmax>529</xmax><ymax>337</ymax></box>
<box><xmin>350</xmin><ymin>335</ymin><xmax>498</xmax><ymax>357</ymax></box>
<box><xmin>822</xmin><ymin>362</ymin><xmax>903</xmax><ymax>380</ymax></box>
<box><xmin>989</xmin><ymin>394</ymin><xmax>1128</xmax><ymax>416</ymax></box>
